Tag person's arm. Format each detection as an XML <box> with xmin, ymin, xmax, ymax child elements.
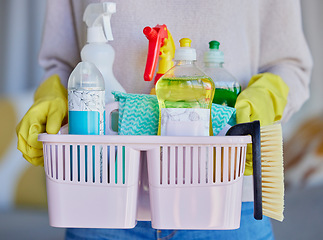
<box><xmin>16</xmin><ymin>1</ymin><xmax>84</xmax><ymax>165</ymax></box>
<box><xmin>38</xmin><ymin>0</ymin><xmax>83</xmax><ymax>87</ymax></box>
<box><xmin>258</xmin><ymin>0</ymin><xmax>313</xmax><ymax>122</ymax></box>
<box><xmin>235</xmin><ymin>0</ymin><xmax>312</xmax><ymax>176</ymax></box>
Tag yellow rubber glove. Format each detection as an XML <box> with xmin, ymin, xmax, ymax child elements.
<box><xmin>235</xmin><ymin>73</ymin><xmax>289</xmax><ymax>175</ymax></box>
<box><xmin>16</xmin><ymin>75</ymin><xmax>68</xmax><ymax>166</ymax></box>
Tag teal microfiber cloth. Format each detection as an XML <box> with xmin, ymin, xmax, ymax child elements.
<box><xmin>211</xmin><ymin>104</ymin><xmax>236</xmax><ymax>135</ymax></box>
<box><xmin>113</xmin><ymin>92</ymin><xmax>236</xmax><ymax>136</ymax></box>
<box><xmin>113</xmin><ymin>92</ymin><xmax>159</xmax><ymax>135</ymax></box>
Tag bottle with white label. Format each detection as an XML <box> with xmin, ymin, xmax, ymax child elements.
<box><xmin>67</xmin><ymin>61</ymin><xmax>105</xmax><ymax>182</ymax></box>
<box><xmin>155</xmin><ymin>38</ymin><xmax>215</xmax><ymax>136</ymax></box>
<box><xmin>68</xmin><ymin>61</ymin><xmax>105</xmax><ymax>135</ymax></box>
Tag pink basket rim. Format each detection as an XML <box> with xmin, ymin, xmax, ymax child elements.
<box><xmin>38</xmin><ymin>134</ymin><xmax>251</xmax><ymax>146</ymax></box>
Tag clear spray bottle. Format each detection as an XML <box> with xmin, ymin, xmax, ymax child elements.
<box><xmin>203</xmin><ymin>41</ymin><xmax>241</xmax><ymax>107</ymax></box>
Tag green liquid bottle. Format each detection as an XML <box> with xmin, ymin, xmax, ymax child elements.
<box><xmin>203</xmin><ymin>41</ymin><xmax>241</xmax><ymax>108</ymax></box>
<box><xmin>156</xmin><ymin>38</ymin><xmax>215</xmax><ymax>136</ymax></box>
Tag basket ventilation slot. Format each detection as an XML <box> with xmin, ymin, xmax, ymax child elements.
<box><xmin>159</xmin><ymin>145</ymin><xmax>246</xmax><ymax>185</ymax></box>
<box><xmin>44</xmin><ymin>144</ymin><xmax>127</xmax><ymax>185</ymax></box>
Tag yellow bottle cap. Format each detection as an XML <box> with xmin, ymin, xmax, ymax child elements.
<box><xmin>175</xmin><ymin>38</ymin><xmax>196</xmax><ymax>61</ymax></box>
<box><xmin>179</xmin><ymin>38</ymin><xmax>192</xmax><ymax>47</ymax></box>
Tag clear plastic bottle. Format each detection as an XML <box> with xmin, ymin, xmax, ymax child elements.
<box><xmin>203</xmin><ymin>41</ymin><xmax>241</xmax><ymax>107</ymax></box>
<box><xmin>68</xmin><ymin>62</ymin><xmax>105</xmax><ymax>182</ymax></box>
<box><xmin>68</xmin><ymin>62</ymin><xmax>105</xmax><ymax>135</ymax></box>
<box><xmin>156</xmin><ymin>38</ymin><xmax>215</xmax><ymax>136</ymax></box>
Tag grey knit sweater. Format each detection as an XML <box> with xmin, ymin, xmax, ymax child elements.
<box><xmin>39</xmin><ymin>0</ymin><xmax>313</xmax><ymax>122</ymax></box>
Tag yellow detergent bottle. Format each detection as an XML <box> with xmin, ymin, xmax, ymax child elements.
<box><xmin>155</xmin><ymin>38</ymin><xmax>215</xmax><ymax>136</ymax></box>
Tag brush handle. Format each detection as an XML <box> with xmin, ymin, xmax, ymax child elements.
<box><xmin>226</xmin><ymin>121</ymin><xmax>263</xmax><ymax>220</ymax></box>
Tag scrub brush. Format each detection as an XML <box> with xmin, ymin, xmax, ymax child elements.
<box><xmin>226</xmin><ymin>121</ymin><xmax>263</xmax><ymax>220</ymax></box>
<box><xmin>226</xmin><ymin>121</ymin><xmax>285</xmax><ymax>221</ymax></box>
<box><xmin>260</xmin><ymin>123</ymin><xmax>284</xmax><ymax>221</ymax></box>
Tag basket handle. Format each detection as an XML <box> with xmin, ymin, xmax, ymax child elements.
<box><xmin>226</xmin><ymin>120</ymin><xmax>263</xmax><ymax>220</ymax></box>
<box><xmin>105</xmin><ymin>102</ymin><xmax>119</xmax><ymax>135</ymax></box>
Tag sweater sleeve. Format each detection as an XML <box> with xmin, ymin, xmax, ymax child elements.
<box><xmin>258</xmin><ymin>0</ymin><xmax>313</xmax><ymax>122</ymax></box>
<box><xmin>38</xmin><ymin>0</ymin><xmax>82</xmax><ymax>87</ymax></box>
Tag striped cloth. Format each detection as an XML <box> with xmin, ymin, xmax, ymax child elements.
<box><xmin>112</xmin><ymin>92</ymin><xmax>235</xmax><ymax>136</ymax></box>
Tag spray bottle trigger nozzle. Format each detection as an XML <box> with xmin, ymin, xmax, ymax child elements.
<box><xmin>102</xmin><ymin>2</ymin><xmax>116</xmax><ymax>14</ymax></box>
<box><xmin>143</xmin><ymin>24</ymin><xmax>169</xmax><ymax>82</ymax></box>
<box><xmin>83</xmin><ymin>2</ymin><xmax>116</xmax><ymax>43</ymax></box>
<box><xmin>103</xmin><ymin>15</ymin><xmax>113</xmax><ymax>41</ymax></box>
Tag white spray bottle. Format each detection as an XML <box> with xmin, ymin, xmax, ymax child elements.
<box><xmin>81</xmin><ymin>2</ymin><xmax>125</xmax><ymax>104</ymax></box>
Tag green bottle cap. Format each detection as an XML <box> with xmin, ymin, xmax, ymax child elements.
<box><xmin>209</xmin><ymin>40</ymin><xmax>220</xmax><ymax>50</ymax></box>
<box><xmin>204</xmin><ymin>40</ymin><xmax>224</xmax><ymax>63</ymax></box>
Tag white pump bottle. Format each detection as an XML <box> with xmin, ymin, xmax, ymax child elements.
<box><xmin>81</xmin><ymin>2</ymin><xmax>126</xmax><ymax>104</ymax></box>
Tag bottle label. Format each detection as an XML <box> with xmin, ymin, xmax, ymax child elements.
<box><xmin>160</xmin><ymin>108</ymin><xmax>210</xmax><ymax>136</ymax></box>
<box><xmin>68</xmin><ymin>90</ymin><xmax>105</xmax><ymax>135</ymax></box>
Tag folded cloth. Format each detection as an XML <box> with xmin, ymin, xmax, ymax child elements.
<box><xmin>113</xmin><ymin>92</ymin><xmax>235</xmax><ymax>136</ymax></box>
<box><xmin>211</xmin><ymin>104</ymin><xmax>236</xmax><ymax>135</ymax></box>
<box><xmin>113</xmin><ymin>92</ymin><xmax>159</xmax><ymax>135</ymax></box>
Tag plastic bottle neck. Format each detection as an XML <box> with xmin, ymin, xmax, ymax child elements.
<box><xmin>204</xmin><ymin>62</ymin><xmax>223</xmax><ymax>68</ymax></box>
<box><xmin>87</xmin><ymin>27</ymin><xmax>109</xmax><ymax>44</ymax></box>
<box><xmin>176</xmin><ymin>60</ymin><xmax>196</xmax><ymax>66</ymax></box>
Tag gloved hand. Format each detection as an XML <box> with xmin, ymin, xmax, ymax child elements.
<box><xmin>16</xmin><ymin>75</ymin><xmax>68</xmax><ymax>166</ymax></box>
<box><xmin>235</xmin><ymin>73</ymin><xmax>289</xmax><ymax>175</ymax></box>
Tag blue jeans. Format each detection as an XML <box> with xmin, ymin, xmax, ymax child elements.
<box><xmin>65</xmin><ymin>202</ymin><xmax>274</xmax><ymax>240</ymax></box>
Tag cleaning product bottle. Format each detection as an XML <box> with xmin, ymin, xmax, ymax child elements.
<box><xmin>68</xmin><ymin>62</ymin><xmax>105</xmax><ymax>182</ymax></box>
<box><xmin>203</xmin><ymin>40</ymin><xmax>241</xmax><ymax>107</ymax></box>
<box><xmin>143</xmin><ymin>24</ymin><xmax>175</xmax><ymax>94</ymax></box>
<box><xmin>68</xmin><ymin>61</ymin><xmax>105</xmax><ymax>135</ymax></box>
<box><xmin>155</xmin><ymin>38</ymin><xmax>215</xmax><ymax>136</ymax></box>
<box><xmin>81</xmin><ymin>2</ymin><xmax>125</xmax><ymax>104</ymax></box>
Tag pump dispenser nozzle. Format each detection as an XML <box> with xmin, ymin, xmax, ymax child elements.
<box><xmin>174</xmin><ymin>38</ymin><xmax>196</xmax><ymax>61</ymax></box>
<box><xmin>204</xmin><ymin>40</ymin><xmax>224</xmax><ymax>63</ymax></box>
<box><xmin>83</xmin><ymin>2</ymin><xmax>116</xmax><ymax>43</ymax></box>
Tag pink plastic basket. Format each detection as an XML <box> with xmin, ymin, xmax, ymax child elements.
<box><xmin>38</xmin><ymin>102</ymin><xmax>255</xmax><ymax>229</ymax></box>
<box><xmin>39</xmin><ymin>133</ymin><xmax>141</xmax><ymax>228</ymax></box>
<box><xmin>145</xmin><ymin>137</ymin><xmax>249</xmax><ymax>229</ymax></box>
<box><xmin>39</xmin><ymin>133</ymin><xmax>251</xmax><ymax>230</ymax></box>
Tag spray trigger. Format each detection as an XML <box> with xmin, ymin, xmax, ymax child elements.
<box><xmin>143</xmin><ymin>24</ymin><xmax>175</xmax><ymax>85</ymax></box>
